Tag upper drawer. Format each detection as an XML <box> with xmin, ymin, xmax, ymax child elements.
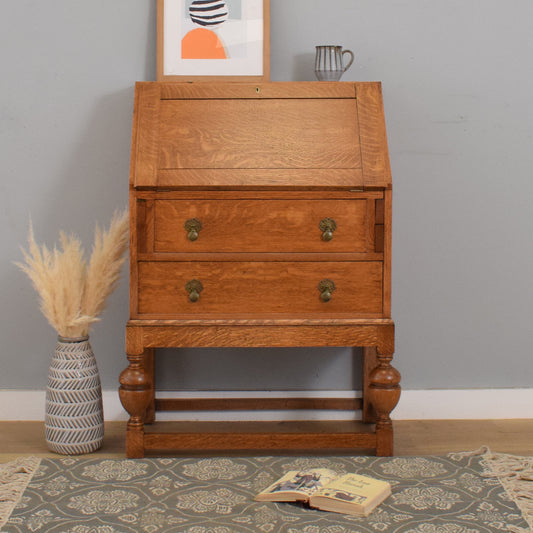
<box><xmin>153</xmin><ymin>199</ymin><xmax>372</xmax><ymax>253</ymax></box>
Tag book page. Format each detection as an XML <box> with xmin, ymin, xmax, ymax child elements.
<box><xmin>256</xmin><ymin>468</ymin><xmax>338</xmax><ymax>500</ymax></box>
<box><xmin>314</xmin><ymin>473</ymin><xmax>391</xmax><ymax>505</ymax></box>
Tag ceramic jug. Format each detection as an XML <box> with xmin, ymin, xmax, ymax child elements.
<box><xmin>315</xmin><ymin>45</ymin><xmax>355</xmax><ymax>81</ymax></box>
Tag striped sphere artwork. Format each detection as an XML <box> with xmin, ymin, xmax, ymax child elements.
<box><xmin>189</xmin><ymin>0</ymin><xmax>229</xmax><ymax>29</ymax></box>
<box><xmin>45</xmin><ymin>336</ymin><xmax>104</xmax><ymax>455</ymax></box>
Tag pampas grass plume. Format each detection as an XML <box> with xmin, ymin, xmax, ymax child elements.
<box><xmin>16</xmin><ymin>209</ymin><xmax>128</xmax><ymax>338</ymax></box>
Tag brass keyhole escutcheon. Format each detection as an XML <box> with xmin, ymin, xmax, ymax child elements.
<box><xmin>319</xmin><ymin>218</ymin><xmax>337</xmax><ymax>241</ymax></box>
<box><xmin>185</xmin><ymin>218</ymin><xmax>202</xmax><ymax>241</ymax></box>
<box><xmin>186</xmin><ymin>279</ymin><xmax>203</xmax><ymax>302</ymax></box>
<box><xmin>318</xmin><ymin>279</ymin><xmax>336</xmax><ymax>302</ymax></box>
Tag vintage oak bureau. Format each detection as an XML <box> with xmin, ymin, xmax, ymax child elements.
<box><xmin>119</xmin><ymin>81</ymin><xmax>400</xmax><ymax>457</ymax></box>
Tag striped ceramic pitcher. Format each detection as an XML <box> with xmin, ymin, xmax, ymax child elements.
<box><xmin>315</xmin><ymin>45</ymin><xmax>355</xmax><ymax>81</ymax></box>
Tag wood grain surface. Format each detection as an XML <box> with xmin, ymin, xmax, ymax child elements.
<box><xmin>137</xmin><ymin>261</ymin><xmax>383</xmax><ymax>316</ymax></box>
<box><xmin>153</xmin><ymin>198</ymin><xmax>372</xmax><ymax>253</ymax></box>
<box><xmin>356</xmin><ymin>82</ymin><xmax>392</xmax><ymax>188</ymax></box>
<box><xmin>158</xmin><ymin>98</ymin><xmax>361</xmax><ymax>170</ymax></box>
<box><xmin>158</xmin><ymin>81</ymin><xmax>356</xmax><ymax>99</ymax></box>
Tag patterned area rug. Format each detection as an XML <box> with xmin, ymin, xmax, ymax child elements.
<box><xmin>1</xmin><ymin>448</ymin><xmax>532</xmax><ymax>533</ymax></box>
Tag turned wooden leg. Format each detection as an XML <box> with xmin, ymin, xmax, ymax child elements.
<box><xmin>361</xmin><ymin>347</ymin><xmax>377</xmax><ymax>423</ymax></box>
<box><xmin>143</xmin><ymin>348</ymin><xmax>156</xmax><ymax>424</ymax></box>
<box><xmin>119</xmin><ymin>350</ymin><xmax>153</xmax><ymax>458</ymax></box>
<box><xmin>368</xmin><ymin>351</ymin><xmax>401</xmax><ymax>456</ymax></box>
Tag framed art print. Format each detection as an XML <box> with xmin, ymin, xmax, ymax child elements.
<box><xmin>157</xmin><ymin>0</ymin><xmax>270</xmax><ymax>81</ymax></box>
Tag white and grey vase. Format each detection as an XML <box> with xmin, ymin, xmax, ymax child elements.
<box><xmin>45</xmin><ymin>336</ymin><xmax>104</xmax><ymax>455</ymax></box>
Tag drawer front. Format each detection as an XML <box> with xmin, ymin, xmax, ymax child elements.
<box><xmin>154</xmin><ymin>199</ymin><xmax>371</xmax><ymax>253</ymax></box>
<box><xmin>137</xmin><ymin>261</ymin><xmax>383</xmax><ymax>316</ymax></box>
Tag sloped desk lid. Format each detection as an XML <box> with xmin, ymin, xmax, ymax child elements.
<box><xmin>130</xmin><ymin>82</ymin><xmax>391</xmax><ymax>190</ymax></box>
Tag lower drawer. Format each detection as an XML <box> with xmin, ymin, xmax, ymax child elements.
<box><xmin>137</xmin><ymin>261</ymin><xmax>383</xmax><ymax>316</ymax></box>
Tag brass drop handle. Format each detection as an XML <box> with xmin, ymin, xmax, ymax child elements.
<box><xmin>185</xmin><ymin>218</ymin><xmax>202</xmax><ymax>241</ymax></box>
<box><xmin>318</xmin><ymin>279</ymin><xmax>336</xmax><ymax>302</ymax></box>
<box><xmin>185</xmin><ymin>279</ymin><xmax>203</xmax><ymax>302</ymax></box>
<box><xmin>319</xmin><ymin>218</ymin><xmax>337</xmax><ymax>241</ymax></box>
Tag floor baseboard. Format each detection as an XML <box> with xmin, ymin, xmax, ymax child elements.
<box><xmin>1</xmin><ymin>388</ymin><xmax>532</xmax><ymax>421</ymax></box>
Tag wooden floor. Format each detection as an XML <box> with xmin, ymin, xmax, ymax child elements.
<box><xmin>1</xmin><ymin>419</ymin><xmax>533</xmax><ymax>462</ymax></box>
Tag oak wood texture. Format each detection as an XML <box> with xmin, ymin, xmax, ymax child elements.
<box><xmin>156</xmin><ymin>0</ymin><xmax>271</xmax><ymax>82</ymax></box>
<box><xmin>155</xmin><ymin>397</ymin><xmax>363</xmax><ymax>412</ymax></box>
<box><xmin>130</xmin><ymin>82</ymin><xmax>391</xmax><ymax>189</ymax></box>
<box><xmin>125</xmin><ymin>320</ymin><xmax>394</xmax><ymax>351</ymax></box>
<box><xmin>143</xmin><ymin>431</ymin><xmax>377</xmax><ymax>452</ymax></box>
<box><xmin>121</xmin><ymin>81</ymin><xmax>399</xmax><ymax>458</ymax></box>
<box><xmin>159</xmin><ymin>82</ymin><xmax>356</xmax><ymax>99</ymax></box>
<box><xmin>158</xmin><ymin>98</ymin><xmax>361</xmax><ymax>169</ymax></box>
<box><xmin>356</xmin><ymin>82</ymin><xmax>393</xmax><ymax>188</ymax></box>
<box><xmin>362</xmin><ymin>347</ymin><xmax>378</xmax><ymax>423</ymax></box>
<box><xmin>137</xmin><ymin>261</ymin><xmax>383</xmax><ymax>316</ymax></box>
<box><xmin>155</xmin><ymin>169</ymin><xmax>365</xmax><ymax>189</ymax></box>
<box><xmin>153</xmin><ymin>199</ymin><xmax>373</xmax><ymax>253</ymax></box>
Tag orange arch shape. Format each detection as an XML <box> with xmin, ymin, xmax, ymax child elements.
<box><xmin>181</xmin><ymin>28</ymin><xmax>227</xmax><ymax>59</ymax></box>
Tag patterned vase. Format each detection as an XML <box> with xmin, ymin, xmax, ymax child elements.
<box><xmin>45</xmin><ymin>336</ymin><xmax>104</xmax><ymax>454</ymax></box>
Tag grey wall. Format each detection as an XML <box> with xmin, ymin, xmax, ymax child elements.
<box><xmin>2</xmin><ymin>1</ymin><xmax>532</xmax><ymax>394</ymax></box>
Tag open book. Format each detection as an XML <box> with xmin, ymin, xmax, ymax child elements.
<box><xmin>255</xmin><ymin>468</ymin><xmax>391</xmax><ymax>517</ymax></box>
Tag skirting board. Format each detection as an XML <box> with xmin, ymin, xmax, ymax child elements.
<box><xmin>0</xmin><ymin>388</ymin><xmax>532</xmax><ymax>421</ymax></box>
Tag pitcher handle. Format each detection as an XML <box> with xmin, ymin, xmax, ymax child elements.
<box><xmin>342</xmin><ymin>49</ymin><xmax>355</xmax><ymax>72</ymax></box>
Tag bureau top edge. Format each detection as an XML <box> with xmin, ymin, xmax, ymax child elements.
<box><xmin>134</xmin><ymin>80</ymin><xmax>379</xmax><ymax>100</ymax></box>
<box><xmin>130</xmin><ymin>184</ymin><xmax>391</xmax><ymax>192</ymax></box>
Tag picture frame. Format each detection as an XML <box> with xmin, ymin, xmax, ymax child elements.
<box><xmin>157</xmin><ymin>0</ymin><xmax>270</xmax><ymax>81</ymax></box>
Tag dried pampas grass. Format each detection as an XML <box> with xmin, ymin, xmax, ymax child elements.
<box><xmin>16</xmin><ymin>209</ymin><xmax>128</xmax><ymax>338</ymax></box>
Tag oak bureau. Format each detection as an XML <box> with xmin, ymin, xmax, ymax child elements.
<box><xmin>119</xmin><ymin>81</ymin><xmax>401</xmax><ymax>457</ymax></box>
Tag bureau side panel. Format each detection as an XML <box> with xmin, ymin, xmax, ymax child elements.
<box><xmin>130</xmin><ymin>193</ymin><xmax>155</xmax><ymax>317</ymax></box>
<box><xmin>382</xmin><ymin>188</ymin><xmax>392</xmax><ymax>317</ymax></box>
<box><xmin>129</xmin><ymin>190</ymin><xmax>139</xmax><ymax>316</ymax></box>
<box><xmin>356</xmin><ymin>82</ymin><xmax>392</xmax><ymax>189</ymax></box>
<box><xmin>131</xmin><ymin>83</ymin><xmax>161</xmax><ymax>188</ymax></box>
